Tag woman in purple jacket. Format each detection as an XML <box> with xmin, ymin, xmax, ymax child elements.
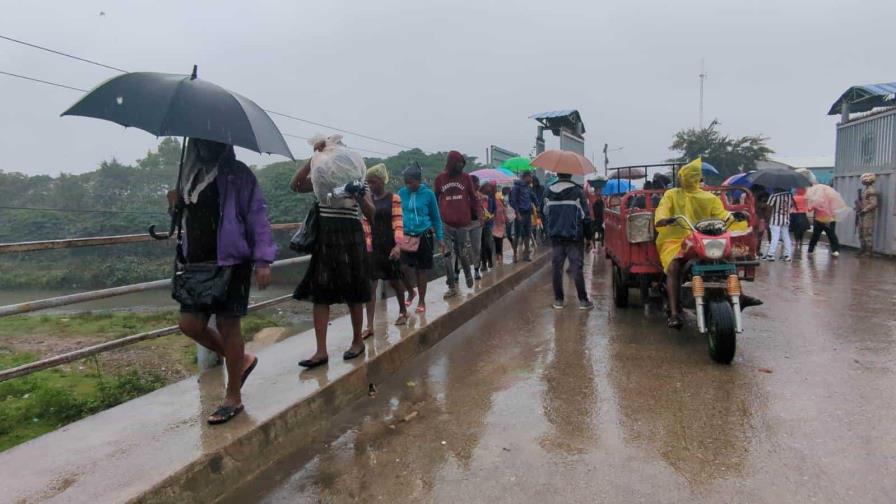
<box><xmin>175</xmin><ymin>139</ymin><xmax>276</xmax><ymax>425</ymax></box>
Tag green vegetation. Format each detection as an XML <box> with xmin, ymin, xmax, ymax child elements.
<box><xmin>669</xmin><ymin>119</ymin><xmax>773</xmax><ymax>179</ymax></box>
<box><xmin>0</xmin><ymin>310</ymin><xmax>282</xmax><ymax>451</ymax></box>
<box><xmin>0</xmin><ymin>139</ymin><xmax>475</xmax><ymax>289</ymax></box>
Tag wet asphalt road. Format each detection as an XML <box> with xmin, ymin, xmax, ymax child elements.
<box><xmin>225</xmin><ymin>247</ymin><xmax>896</xmax><ymax>503</ymax></box>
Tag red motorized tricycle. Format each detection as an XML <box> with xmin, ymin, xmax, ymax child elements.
<box><xmin>603</xmin><ymin>165</ymin><xmax>760</xmax><ymax>363</ymax></box>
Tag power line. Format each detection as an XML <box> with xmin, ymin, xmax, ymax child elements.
<box><xmin>0</xmin><ymin>33</ymin><xmax>426</xmax><ymax>153</ymax></box>
<box><xmin>0</xmin><ymin>34</ymin><xmax>128</xmax><ymax>73</ymax></box>
<box><xmin>0</xmin><ymin>205</ymin><xmax>168</xmax><ymax>216</ymax></box>
<box><xmin>0</xmin><ymin>70</ymin><xmax>87</xmax><ymax>92</ymax></box>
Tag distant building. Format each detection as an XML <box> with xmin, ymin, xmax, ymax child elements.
<box><xmin>828</xmin><ymin>82</ymin><xmax>896</xmax><ymax>254</ymax></box>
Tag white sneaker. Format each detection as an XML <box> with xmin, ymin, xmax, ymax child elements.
<box><xmin>782</xmin><ymin>255</ymin><xmax>792</xmax><ymax>262</ymax></box>
<box><xmin>832</xmin><ymin>251</ymin><xmax>840</xmax><ymax>257</ymax></box>
<box><xmin>553</xmin><ymin>299</ymin><xmax>565</xmax><ymax>309</ymax></box>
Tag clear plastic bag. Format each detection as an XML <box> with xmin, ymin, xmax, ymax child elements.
<box><xmin>807</xmin><ymin>184</ymin><xmax>849</xmax><ymax>222</ymax></box>
<box><xmin>308</xmin><ymin>134</ymin><xmax>366</xmax><ymax>203</ymax></box>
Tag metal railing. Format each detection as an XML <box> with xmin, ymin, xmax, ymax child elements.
<box><xmin>0</xmin><ymin>224</ymin><xmax>304</xmax><ymax>382</ymax></box>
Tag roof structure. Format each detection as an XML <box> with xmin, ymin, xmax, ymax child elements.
<box><xmin>529</xmin><ymin>109</ymin><xmax>586</xmax><ymax>135</ymax></box>
<box><xmin>828</xmin><ymin>82</ymin><xmax>896</xmax><ymax>115</ymax></box>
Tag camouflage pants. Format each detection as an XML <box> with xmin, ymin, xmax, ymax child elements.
<box><xmin>859</xmin><ymin>214</ymin><xmax>876</xmax><ymax>249</ymax></box>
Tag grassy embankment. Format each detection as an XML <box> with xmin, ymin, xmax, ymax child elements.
<box><xmin>0</xmin><ymin>311</ymin><xmax>281</xmax><ymax>452</ymax></box>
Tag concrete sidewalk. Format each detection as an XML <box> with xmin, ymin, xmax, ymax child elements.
<box><xmin>0</xmin><ymin>253</ymin><xmax>548</xmax><ymax>504</ymax></box>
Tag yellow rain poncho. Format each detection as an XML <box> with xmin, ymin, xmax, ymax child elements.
<box><xmin>654</xmin><ymin>158</ymin><xmax>733</xmax><ymax>271</ymax></box>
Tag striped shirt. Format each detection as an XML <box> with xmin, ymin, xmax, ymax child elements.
<box><xmin>767</xmin><ymin>192</ymin><xmax>794</xmax><ymax>227</ymax></box>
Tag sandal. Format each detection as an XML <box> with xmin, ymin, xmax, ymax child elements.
<box><xmin>207</xmin><ymin>404</ymin><xmax>244</xmax><ymax>425</ymax></box>
<box><xmin>415</xmin><ymin>305</ymin><xmax>426</xmax><ymax>314</ymax></box>
<box><xmin>343</xmin><ymin>345</ymin><xmax>366</xmax><ymax>361</ymax></box>
<box><xmin>361</xmin><ymin>328</ymin><xmax>375</xmax><ymax>340</ymax></box>
<box><xmin>667</xmin><ymin>313</ymin><xmax>685</xmax><ymax>330</ymax></box>
<box><xmin>405</xmin><ymin>290</ymin><xmax>416</xmax><ymax>307</ymax></box>
<box><xmin>240</xmin><ymin>356</ymin><xmax>258</xmax><ymax>388</ymax></box>
<box><xmin>298</xmin><ymin>357</ymin><xmax>329</xmax><ymax>369</ymax></box>
<box><xmin>394</xmin><ymin>313</ymin><xmax>409</xmax><ymax>326</ymax></box>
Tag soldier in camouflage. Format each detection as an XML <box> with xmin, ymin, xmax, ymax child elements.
<box><xmin>857</xmin><ymin>173</ymin><xmax>879</xmax><ymax>256</ymax></box>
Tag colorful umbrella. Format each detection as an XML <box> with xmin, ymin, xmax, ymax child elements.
<box><xmin>604</xmin><ymin>179</ymin><xmax>633</xmax><ymax>195</ymax></box>
<box><xmin>531</xmin><ymin>150</ymin><xmax>597</xmax><ymax>175</ymax></box>
<box><xmin>722</xmin><ymin>172</ymin><xmax>752</xmax><ymax>187</ymax></box>
<box><xmin>470</xmin><ymin>168</ymin><xmax>514</xmax><ymax>185</ymax></box>
<box><xmin>701</xmin><ymin>161</ymin><xmax>720</xmax><ymax>176</ymax></box>
<box><xmin>496</xmin><ymin>167</ymin><xmax>515</xmax><ymax>178</ymax></box>
<box><xmin>501</xmin><ymin>157</ymin><xmax>534</xmax><ymax>173</ymax></box>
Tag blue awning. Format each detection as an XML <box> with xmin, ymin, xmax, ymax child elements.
<box><xmin>828</xmin><ymin>82</ymin><xmax>896</xmax><ymax>115</ymax></box>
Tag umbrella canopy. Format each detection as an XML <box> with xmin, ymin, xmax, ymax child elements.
<box><xmin>604</xmin><ymin>179</ymin><xmax>633</xmax><ymax>195</ymax></box>
<box><xmin>743</xmin><ymin>168</ymin><xmax>811</xmax><ymax>189</ymax></box>
<box><xmin>531</xmin><ymin>150</ymin><xmax>596</xmax><ymax>175</ymax></box>
<box><xmin>586</xmin><ymin>173</ymin><xmax>608</xmax><ymax>189</ymax></box>
<box><xmin>722</xmin><ymin>172</ymin><xmax>753</xmax><ymax>187</ymax></box>
<box><xmin>610</xmin><ymin>167</ymin><xmax>646</xmax><ymax>180</ymax></box>
<box><xmin>806</xmin><ymin>184</ymin><xmax>850</xmax><ymax>222</ymax></box>
<box><xmin>62</xmin><ymin>68</ymin><xmax>293</xmax><ymax>159</ymax></box>
<box><xmin>501</xmin><ymin>156</ymin><xmax>534</xmax><ymax>173</ymax></box>
<box><xmin>496</xmin><ymin>167</ymin><xmax>515</xmax><ymax>178</ymax></box>
<box><xmin>701</xmin><ymin>161</ymin><xmax>720</xmax><ymax>176</ymax></box>
<box><xmin>470</xmin><ymin>168</ymin><xmax>514</xmax><ymax>185</ymax></box>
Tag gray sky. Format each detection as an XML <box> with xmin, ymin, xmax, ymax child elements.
<box><xmin>1</xmin><ymin>0</ymin><xmax>894</xmax><ymax>176</ymax></box>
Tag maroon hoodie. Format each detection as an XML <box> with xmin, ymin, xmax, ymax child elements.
<box><xmin>434</xmin><ymin>151</ymin><xmax>481</xmax><ymax>228</ymax></box>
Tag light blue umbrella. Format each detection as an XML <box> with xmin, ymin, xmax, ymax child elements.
<box><xmin>701</xmin><ymin>161</ymin><xmax>720</xmax><ymax>176</ymax></box>
<box><xmin>604</xmin><ymin>179</ymin><xmax>633</xmax><ymax>195</ymax></box>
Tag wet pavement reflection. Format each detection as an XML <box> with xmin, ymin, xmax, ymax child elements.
<box><xmin>225</xmin><ymin>248</ymin><xmax>896</xmax><ymax>503</ymax></box>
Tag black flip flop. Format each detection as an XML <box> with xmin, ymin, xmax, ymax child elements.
<box><xmin>667</xmin><ymin>313</ymin><xmax>684</xmax><ymax>330</ymax></box>
<box><xmin>298</xmin><ymin>357</ymin><xmax>329</xmax><ymax>369</ymax></box>
<box><xmin>343</xmin><ymin>346</ymin><xmax>365</xmax><ymax>361</ymax></box>
<box><xmin>240</xmin><ymin>356</ymin><xmax>258</xmax><ymax>388</ymax></box>
<box><xmin>207</xmin><ymin>404</ymin><xmax>244</xmax><ymax>425</ymax></box>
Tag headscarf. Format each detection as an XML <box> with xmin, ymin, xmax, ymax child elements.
<box><xmin>180</xmin><ymin>139</ymin><xmax>234</xmax><ymax>204</ymax></box>
<box><xmin>861</xmin><ymin>173</ymin><xmax>877</xmax><ymax>185</ymax></box>
<box><xmin>402</xmin><ymin>163</ymin><xmax>422</xmax><ymax>181</ymax></box>
<box><xmin>678</xmin><ymin>158</ymin><xmax>702</xmax><ymax>193</ymax></box>
<box><xmin>446</xmin><ymin>150</ymin><xmax>466</xmax><ymax>174</ymax></box>
<box><xmin>366</xmin><ymin>163</ymin><xmax>389</xmax><ymax>184</ymax></box>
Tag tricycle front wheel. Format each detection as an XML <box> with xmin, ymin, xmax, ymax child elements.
<box><xmin>707</xmin><ymin>300</ymin><xmax>736</xmax><ymax>364</ymax></box>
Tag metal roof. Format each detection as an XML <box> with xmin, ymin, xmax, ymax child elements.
<box><xmin>529</xmin><ymin>109</ymin><xmax>585</xmax><ymax>134</ymax></box>
<box><xmin>828</xmin><ymin>82</ymin><xmax>896</xmax><ymax>115</ymax></box>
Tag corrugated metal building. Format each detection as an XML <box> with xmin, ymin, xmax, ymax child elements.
<box><xmin>828</xmin><ymin>82</ymin><xmax>896</xmax><ymax>254</ymax></box>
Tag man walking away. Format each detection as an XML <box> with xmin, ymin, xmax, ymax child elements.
<box><xmin>764</xmin><ymin>188</ymin><xmax>794</xmax><ymax>262</ymax></box>
<box><xmin>510</xmin><ymin>171</ymin><xmax>539</xmax><ymax>261</ymax></box>
<box><xmin>434</xmin><ymin>151</ymin><xmax>480</xmax><ymax>297</ymax></box>
<box><xmin>544</xmin><ymin>173</ymin><xmax>594</xmax><ymax>310</ymax></box>
<box><xmin>857</xmin><ymin>173</ymin><xmax>879</xmax><ymax>257</ymax></box>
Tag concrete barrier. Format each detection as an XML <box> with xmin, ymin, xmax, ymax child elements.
<box><xmin>0</xmin><ymin>252</ymin><xmax>549</xmax><ymax>504</ymax></box>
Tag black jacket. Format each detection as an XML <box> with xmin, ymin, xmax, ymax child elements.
<box><xmin>544</xmin><ymin>180</ymin><xmax>592</xmax><ymax>242</ymax></box>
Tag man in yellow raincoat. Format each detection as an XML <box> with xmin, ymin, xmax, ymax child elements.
<box><xmin>655</xmin><ymin>158</ymin><xmax>750</xmax><ymax>328</ymax></box>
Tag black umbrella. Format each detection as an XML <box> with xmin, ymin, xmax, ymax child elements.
<box><xmin>743</xmin><ymin>168</ymin><xmax>812</xmax><ymax>189</ymax></box>
<box><xmin>62</xmin><ymin>66</ymin><xmax>293</xmax><ymax>238</ymax></box>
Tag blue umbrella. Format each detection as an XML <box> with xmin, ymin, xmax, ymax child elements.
<box><xmin>701</xmin><ymin>161</ymin><xmax>720</xmax><ymax>176</ymax></box>
<box><xmin>604</xmin><ymin>179</ymin><xmax>633</xmax><ymax>195</ymax></box>
<box><xmin>722</xmin><ymin>172</ymin><xmax>753</xmax><ymax>187</ymax></box>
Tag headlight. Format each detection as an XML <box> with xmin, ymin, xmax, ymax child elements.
<box><xmin>702</xmin><ymin>238</ymin><xmax>727</xmax><ymax>259</ymax></box>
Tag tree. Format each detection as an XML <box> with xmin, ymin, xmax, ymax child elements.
<box><xmin>669</xmin><ymin>120</ymin><xmax>773</xmax><ymax>178</ymax></box>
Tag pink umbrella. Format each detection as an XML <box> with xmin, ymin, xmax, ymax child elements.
<box><xmin>470</xmin><ymin>168</ymin><xmax>514</xmax><ymax>184</ymax></box>
<box><xmin>531</xmin><ymin>149</ymin><xmax>597</xmax><ymax>175</ymax></box>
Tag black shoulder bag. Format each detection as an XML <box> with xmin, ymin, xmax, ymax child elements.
<box><xmin>170</xmin><ymin>200</ymin><xmax>233</xmax><ymax>309</ymax></box>
<box><xmin>290</xmin><ymin>202</ymin><xmax>319</xmax><ymax>254</ymax></box>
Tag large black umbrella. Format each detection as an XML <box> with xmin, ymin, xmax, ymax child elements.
<box><xmin>743</xmin><ymin>168</ymin><xmax>812</xmax><ymax>189</ymax></box>
<box><xmin>62</xmin><ymin>66</ymin><xmax>293</xmax><ymax>238</ymax></box>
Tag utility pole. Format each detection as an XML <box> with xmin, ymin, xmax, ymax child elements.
<box><xmin>698</xmin><ymin>58</ymin><xmax>707</xmax><ymax>129</ymax></box>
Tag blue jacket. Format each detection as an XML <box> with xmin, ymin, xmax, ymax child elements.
<box><xmin>510</xmin><ymin>179</ymin><xmax>538</xmax><ymax>214</ymax></box>
<box><xmin>399</xmin><ymin>184</ymin><xmax>444</xmax><ymax>240</ymax></box>
<box><xmin>544</xmin><ymin>180</ymin><xmax>592</xmax><ymax>242</ymax></box>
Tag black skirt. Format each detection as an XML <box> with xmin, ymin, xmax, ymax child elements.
<box><xmin>790</xmin><ymin>212</ymin><xmax>810</xmax><ymax>235</ymax></box>
<box><xmin>400</xmin><ymin>232</ymin><xmax>435</xmax><ymax>270</ymax></box>
<box><xmin>370</xmin><ymin>253</ymin><xmax>403</xmax><ymax>280</ymax></box>
<box><xmin>294</xmin><ymin>215</ymin><xmax>372</xmax><ymax>305</ymax></box>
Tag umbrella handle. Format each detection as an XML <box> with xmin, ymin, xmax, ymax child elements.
<box><xmin>148</xmin><ymin>137</ymin><xmax>188</xmax><ymax>241</ymax></box>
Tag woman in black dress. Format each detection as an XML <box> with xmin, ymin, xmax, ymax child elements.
<box><xmin>363</xmin><ymin>164</ymin><xmax>409</xmax><ymax>336</ymax></box>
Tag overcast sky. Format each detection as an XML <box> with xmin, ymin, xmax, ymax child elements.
<box><xmin>1</xmin><ymin>0</ymin><xmax>894</xmax><ymax>176</ymax></box>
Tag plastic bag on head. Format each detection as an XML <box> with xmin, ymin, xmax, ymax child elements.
<box><xmin>308</xmin><ymin>134</ymin><xmax>366</xmax><ymax>203</ymax></box>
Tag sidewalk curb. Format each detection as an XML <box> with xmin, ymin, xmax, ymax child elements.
<box><xmin>141</xmin><ymin>253</ymin><xmax>549</xmax><ymax>503</ymax></box>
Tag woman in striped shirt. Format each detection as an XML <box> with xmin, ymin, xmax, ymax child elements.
<box><xmin>764</xmin><ymin>188</ymin><xmax>794</xmax><ymax>261</ymax></box>
<box><xmin>363</xmin><ymin>164</ymin><xmax>410</xmax><ymax>335</ymax></box>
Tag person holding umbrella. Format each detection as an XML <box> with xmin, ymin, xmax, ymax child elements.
<box><xmin>544</xmin><ymin>172</ymin><xmax>595</xmax><ymax>309</ymax></box>
<box><xmin>174</xmin><ymin>139</ymin><xmax>275</xmax><ymax>424</ymax></box>
<box><xmin>61</xmin><ymin>67</ymin><xmax>289</xmax><ymax>425</ymax></box>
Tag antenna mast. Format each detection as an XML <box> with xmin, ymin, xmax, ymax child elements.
<box><xmin>698</xmin><ymin>58</ymin><xmax>707</xmax><ymax>128</ymax></box>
